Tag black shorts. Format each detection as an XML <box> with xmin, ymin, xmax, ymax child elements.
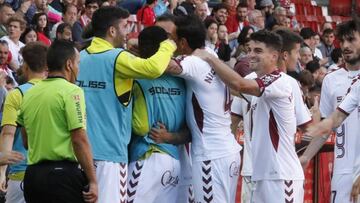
<box><xmin>24</xmin><ymin>160</ymin><xmax>88</xmax><ymax>203</ymax></box>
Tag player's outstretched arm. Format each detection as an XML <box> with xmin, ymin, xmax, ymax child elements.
<box><xmin>149</xmin><ymin>122</ymin><xmax>191</xmax><ymax>145</ymax></box>
<box><xmin>193</xmin><ymin>49</ymin><xmax>261</xmax><ymax>97</ymax></box>
<box><xmin>306</xmin><ymin>109</ymin><xmax>347</xmax><ymax>137</ymax></box>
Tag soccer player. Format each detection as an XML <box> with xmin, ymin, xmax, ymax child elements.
<box><xmin>306</xmin><ymin>18</ymin><xmax>360</xmax><ymax>203</ymax></box>
<box><xmin>77</xmin><ymin>6</ymin><xmax>176</xmax><ymax>203</ymax></box>
<box><xmin>0</xmin><ymin>42</ymin><xmax>47</xmax><ymax>203</ymax></box>
<box><xmin>127</xmin><ymin>26</ymin><xmax>190</xmax><ymax>203</ymax></box>
<box><xmin>169</xmin><ymin>15</ymin><xmax>242</xmax><ymax>203</ymax></box>
<box><xmin>194</xmin><ymin>30</ymin><xmax>304</xmax><ymax>202</ymax></box>
<box><xmin>230</xmin><ymin>72</ymin><xmax>256</xmax><ymax>203</ymax></box>
<box><xmin>17</xmin><ymin>40</ymin><xmax>97</xmax><ymax>202</ymax></box>
<box><xmin>231</xmin><ymin>29</ymin><xmax>313</xmax><ymax>203</ymax></box>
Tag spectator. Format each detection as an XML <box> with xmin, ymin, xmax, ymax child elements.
<box><xmin>136</xmin><ymin>0</ymin><xmax>157</xmax><ymax>31</ymax></box>
<box><xmin>269</xmin><ymin>6</ymin><xmax>287</xmax><ymax>30</ymax></box>
<box><xmin>204</xmin><ymin>18</ymin><xmax>218</xmax><ymax>50</ymax></box>
<box><xmin>25</xmin><ymin>0</ymin><xmax>62</xmax><ymax>25</ymax></box>
<box><xmin>31</xmin><ymin>12</ymin><xmax>51</xmax><ymax>45</ymax></box>
<box><xmin>321</xmin><ymin>21</ymin><xmax>333</xmax><ymax>33</ymax></box>
<box><xmin>18</xmin><ymin>40</ymin><xmax>97</xmax><ymax>203</ymax></box>
<box><xmin>194</xmin><ymin>1</ymin><xmax>208</xmax><ymax>21</ymax></box>
<box><xmin>225</xmin><ymin>2</ymin><xmax>249</xmax><ymax>36</ymax></box>
<box><xmin>257</xmin><ymin>0</ymin><xmax>274</xmax><ymax>29</ymax></box>
<box><xmin>0</xmin><ymin>40</ymin><xmax>16</xmax><ymax>82</ymax></box>
<box><xmin>248</xmin><ymin>9</ymin><xmax>264</xmax><ymax>31</ymax></box>
<box><xmin>300</xmin><ymin>27</ymin><xmax>323</xmax><ymax>60</ymax></box>
<box><xmin>173</xmin><ymin>0</ymin><xmax>195</xmax><ymax>16</ymax></box>
<box><xmin>56</xmin><ymin>22</ymin><xmax>72</xmax><ymax>41</ymax></box>
<box><xmin>0</xmin><ymin>15</ymin><xmax>26</xmax><ymax>71</ymax></box>
<box><xmin>284</xmin><ymin>16</ymin><xmax>291</xmax><ymax>28</ymax></box>
<box><xmin>298</xmin><ymin>69</ymin><xmax>315</xmax><ymax>103</ymax></box>
<box><xmin>328</xmin><ymin>48</ymin><xmax>344</xmax><ymax>71</ymax></box>
<box><xmin>0</xmin><ymin>42</ymin><xmax>48</xmax><ymax>203</ymax></box>
<box><xmin>50</xmin><ymin>4</ymin><xmax>83</xmax><ymax>43</ymax></box>
<box><xmin>314</xmin><ymin>33</ymin><xmax>321</xmax><ymax>47</ymax></box>
<box><xmin>80</xmin><ymin>0</ymin><xmax>100</xmax><ymax>28</ymax></box>
<box><xmin>48</xmin><ymin>0</ymin><xmax>73</xmax><ymax>13</ymax></box>
<box><xmin>216</xmin><ymin>24</ymin><xmax>231</xmax><ymax>62</ymax></box>
<box><xmin>318</xmin><ymin>28</ymin><xmax>335</xmax><ymax>65</ymax></box>
<box><xmin>0</xmin><ymin>4</ymin><xmax>15</xmax><ymax>38</ymax></box>
<box><xmin>20</xmin><ymin>26</ymin><xmax>38</xmax><ymax>44</ymax></box>
<box><xmin>306</xmin><ymin>60</ymin><xmax>326</xmax><ymax>88</ymax></box>
<box><xmin>210</xmin><ymin>3</ymin><xmax>228</xmax><ymax>25</ymax></box>
<box><xmin>234</xmin><ymin>25</ymin><xmax>254</xmax><ymax>59</ymax></box>
<box><xmin>298</xmin><ymin>46</ymin><xmax>313</xmax><ymax>70</ymax></box>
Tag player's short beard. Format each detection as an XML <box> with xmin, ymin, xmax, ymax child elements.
<box><xmin>345</xmin><ymin>54</ymin><xmax>360</xmax><ymax>66</ymax></box>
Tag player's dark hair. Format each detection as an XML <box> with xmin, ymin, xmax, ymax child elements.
<box><xmin>336</xmin><ymin>17</ymin><xmax>360</xmax><ymax>41</ymax></box>
<box><xmin>47</xmin><ymin>40</ymin><xmax>76</xmax><ymax>72</ymax></box>
<box><xmin>274</xmin><ymin>29</ymin><xmax>303</xmax><ymax>53</ymax></box>
<box><xmin>176</xmin><ymin>15</ymin><xmax>206</xmax><ymax>50</ymax></box>
<box><xmin>22</xmin><ymin>42</ymin><xmax>48</xmax><ymax>73</ymax></box>
<box><xmin>138</xmin><ymin>26</ymin><xmax>168</xmax><ymax>58</ymax></box>
<box><xmin>250</xmin><ymin>30</ymin><xmax>283</xmax><ymax>52</ymax></box>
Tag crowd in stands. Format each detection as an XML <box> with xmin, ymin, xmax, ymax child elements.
<box><xmin>0</xmin><ymin>0</ymin><xmax>344</xmax><ymax>109</ymax></box>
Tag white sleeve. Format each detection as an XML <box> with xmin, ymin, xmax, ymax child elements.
<box><xmin>178</xmin><ymin>56</ymin><xmax>204</xmax><ymax>80</ymax></box>
<box><xmin>292</xmin><ymin>80</ymin><xmax>312</xmax><ymax>126</ymax></box>
<box><xmin>256</xmin><ymin>75</ymin><xmax>288</xmax><ymax>99</ymax></box>
<box><xmin>319</xmin><ymin>77</ymin><xmax>333</xmax><ymax>118</ymax></box>
<box><xmin>338</xmin><ymin>82</ymin><xmax>360</xmax><ymax>116</ymax></box>
<box><xmin>231</xmin><ymin>96</ymin><xmax>243</xmax><ymax>117</ymax></box>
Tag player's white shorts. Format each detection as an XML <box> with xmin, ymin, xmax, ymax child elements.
<box><xmin>252</xmin><ymin>179</ymin><xmax>304</xmax><ymax>203</ymax></box>
<box><xmin>5</xmin><ymin>179</ymin><xmax>25</xmax><ymax>203</ymax></box>
<box><xmin>192</xmin><ymin>152</ymin><xmax>241</xmax><ymax>203</ymax></box>
<box><xmin>177</xmin><ymin>184</ymin><xmax>195</xmax><ymax>203</ymax></box>
<box><xmin>94</xmin><ymin>160</ymin><xmax>127</xmax><ymax>203</ymax></box>
<box><xmin>331</xmin><ymin>173</ymin><xmax>357</xmax><ymax>203</ymax></box>
<box><xmin>241</xmin><ymin>176</ymin><xmax>254</xmax><ymax>203</ymax></box>
<box><xmin>127</xmin><ymin>153</ymin><xmax>180</xmax><ymax>203</ymax></box>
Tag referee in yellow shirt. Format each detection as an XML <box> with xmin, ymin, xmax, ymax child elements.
<box><xmin>17</xmin><ymin>40</ymin><xmax>97</xmax><ymax>203</ymax></box>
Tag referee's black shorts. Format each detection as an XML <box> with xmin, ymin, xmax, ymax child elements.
<box><xmin>23</xmin><ymin>160</ymin><xmax>88</xmax><ymax>203</ymax></box>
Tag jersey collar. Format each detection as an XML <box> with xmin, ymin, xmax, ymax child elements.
<box><xmin>86</xmin><ymin>37</ymin><xmax>114</xmax><ymax>54</ymax></box>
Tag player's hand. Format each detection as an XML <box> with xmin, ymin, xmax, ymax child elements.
<box><xmin>0</xmin><ymin>168</ymin><xmax>7</xmax><ymax>192</ymax></box>
<box><xmin>192</xmin><ymin>49</ymin><xmax>211</xmax><ymax>62</ymax></box>
<box><xmin>351</xmin><ymin>176</ymin><xmax>360</xmax><ymax>203</ymax></box>
<box><xmin>0</xmin><ymin>151</ymin><xmax>24</xmax><ymax>165</ymax></box>
<box><xmin>166</xmin><ymin>59</ymin><xmax>182</xmax><ymax>75</ymax></box>
<box><xmin>149</xmin><ymin>122</ymin><xmax>171</xmax><ymax>144</ymax></box>
<box><xmin>83</xmin><ymin>182</ymin><xmax>98</xmax><ymax>203</ymax></box>
<box><xmin>298</xmin><ymin>155</ymin><xmax>309</xmax><ymax>172</ymax></box>
<box><xmin>310</xmin><ymin>96</ymin><xmax>320</xmax><ymax>123</ymax></box>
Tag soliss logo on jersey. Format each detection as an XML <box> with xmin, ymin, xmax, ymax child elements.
<box><xmin>161</xmin><ymin>170</ymin><xmax>179</xmax><ymax>187</ymax></box>
<box><xmin>229</xmin><ymin>161</ymin><xmax>240</xmax><ymax>178</ymax></box>
<box><xmin>148</xmin><ymin>87</ymin><xmax>181</xmax><ymax>95</ymax></box>
<box><xmin>77</xmin><ymin>80</ymin><xmax>106</xmax><ymax>89</ymax></box>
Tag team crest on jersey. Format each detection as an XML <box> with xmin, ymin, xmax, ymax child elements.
<box><xmin>229</xmin><ymin>161</ymin><xmax>240</xmax><ymax>177</ymax></box>
<box><xmin>256</xmin><ymin>70</ymin><xmax>281</xmax><ymax>93</ymax></box>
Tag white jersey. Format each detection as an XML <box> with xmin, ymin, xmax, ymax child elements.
<box><xmin>285</xmin><ymin>74</ymin><xmax>312</xmax><ymax>126</ymax></box>
<box><xmin>336</xmin><ymin>73</ymin><xmax>360</xmax><ymax>174</ymax></box>
<box><xmin>231</xmin><ymin>72</ymin><xmax>257</xmax><ymax>176</ymax></box>
<box><xmin>177</xmin><ymin>50</ymin><xmax>241</xmax><ymax>162</ymax></box>
<box><xmin>250</xmin><ymin>71</ymin><xmax>304</xmax><ymax>181</ymax></box>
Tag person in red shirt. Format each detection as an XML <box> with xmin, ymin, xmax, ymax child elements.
<box><xmin>226</xmin><ymin>2</ymin><xmax>250</xmax><ymax>41</ymax></box>
<box><xmin>31</xmin><ymin>12</ymin><xmax>51</xmax><ymax>45</ymax></box>
<box><xmin>136</xmin><ymin>0</ymin><xmax>157</xmax><ymax>31</ymax></box>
